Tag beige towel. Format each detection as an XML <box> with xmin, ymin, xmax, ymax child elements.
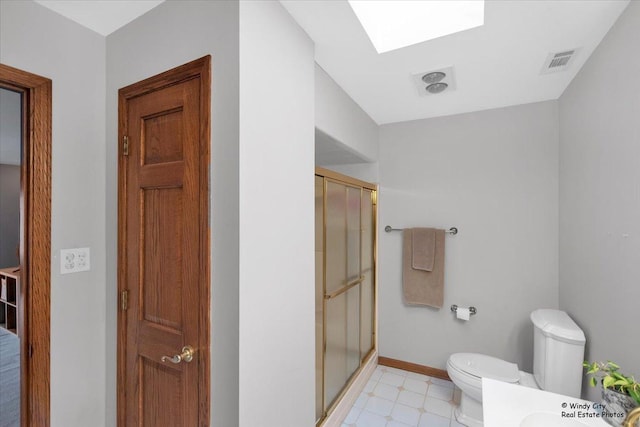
<box><xmin>403</xmin><ymin>228</ymin><xmax>445</xmax><ymax>308</ymax></box>
<box><xmin>412</xmin><ymin>228</ymin><xmax>436</xmax><ymax>271</ymax></box>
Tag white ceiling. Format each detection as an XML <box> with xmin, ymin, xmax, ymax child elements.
<box><xmin>282</xmin><ymin>0</ymin><xmax>630</xmax><ymax>124</ymax></box>
<box><xmin>34</xmin><ymin>0</ymin><xmax>165</xmax><ymax>36</ymax></box>
<box><xmin>27</xmin><ymin>0</ymin><xmax>630</xmax><ymax>126</ymax></box>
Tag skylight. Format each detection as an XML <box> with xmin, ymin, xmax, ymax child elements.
<box><xmin>348</xmin><ymin>0</ymin><xmax>485</xmax><ymax>54</ymax></box>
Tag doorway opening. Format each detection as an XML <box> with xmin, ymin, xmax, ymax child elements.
<box><xmin>0</xmin><ymin>85</ymin><xmax>23</xmax><ymax>426</ymax></box>
<box><xmin>0</xmin><ymin>63</ymin><xmax>52</xmax><ymax>426</ymax></box>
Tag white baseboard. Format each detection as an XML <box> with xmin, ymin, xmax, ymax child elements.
<box><xmin>320</xmin><ymin>350</ymin><xmax>378</xmax><ymax>427</ymax></box>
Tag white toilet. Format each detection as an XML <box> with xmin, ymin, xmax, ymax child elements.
<box><xmin>446</xmin><ymin>309</ymin><xmax>586</xmax><ymax>427</ymax></box>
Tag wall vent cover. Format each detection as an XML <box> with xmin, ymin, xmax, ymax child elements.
<box><xmin>541</xmin><ymin>48</ymin><xmax>580</xmax><ymax>74</ymax></box>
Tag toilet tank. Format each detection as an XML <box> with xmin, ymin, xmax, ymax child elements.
<box><xmin>531</xmin><ymin>309</ymin><xmax>586</xmax><ymax>398</ymax></box>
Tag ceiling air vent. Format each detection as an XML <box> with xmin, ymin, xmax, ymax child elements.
<box><xmin>541</xmin><ymin>48</ymin><xmax>580</xmax><ymax>74</ymax></box>
<box><xmin>412</xmin><ymin>66</ymin><xmax>456</xmax><ymax>97</ymax></box>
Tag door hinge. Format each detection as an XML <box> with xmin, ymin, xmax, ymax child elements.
<box><xmin>121</xmin><ymin>290</ymin><xmax>129</xmax><ymax>311</ymax></box>
<box><xmin>123</xmin><ymin>136</ymin><xmax>129</xmax><ymax>156</ymax></box>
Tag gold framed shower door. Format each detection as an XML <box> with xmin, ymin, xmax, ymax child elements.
<box><xmin>315</xmin><ymin>167</ymin><xmax>378</xmax><ymax>425</ymax></box>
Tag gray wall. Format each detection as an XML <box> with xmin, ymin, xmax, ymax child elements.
<box><xmin>238</xmin><ymin>2</ymin><xmax>316</xmax><ymax>425</ymax></box>
<box><xmin>0</xmin><ymin>165</ymin><xmax>20</xmax><ymax>268</ymax></box>
<box><xmin>378</xmin><ymin>101</ymin><xmax>560</xmax><ymax>372</ymax></box>
<box><xmin>0</xmin><ymin>88</ymin><xmax>22</xmax><ymax>166</ymax></box>
<box><xmin>105</xmin><ymin>2</ymin><xmax>239</xmax><ymax>426</ymax></box>
<box><xmin>315</xmin><ymin>64</ymin><xmax>379</xmax><ymax>162</ymax></box>
<box><xmin>314</xmin><ymin>64</ymin><xmax>380</xmax><ymax>183</ymax></box>
<box><xmin>1</xmin><ymin>1</ymin><xmax>107</xmax><ymax>425</ymax></box>
<box><xmin>559</xmin><ymin>0</ymin><xmax>640</xmax><ymax>401</ymax></box>
<box><xmin>0</xmin><ymin>88</ymin><xmax>21</xmax><ymax>268</ymax></box>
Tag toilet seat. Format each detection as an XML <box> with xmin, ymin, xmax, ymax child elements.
<box><xmin>447</xmin><ymin>353</ymin><xmax>523</xmax><ymax>427</ymax></box>
<box><xmin>449</xmin><ymin>353</ymin><xmax>520</xmax><ymax>383</ymax></box>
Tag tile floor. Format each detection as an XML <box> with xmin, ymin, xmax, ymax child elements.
<box><xmin>341</xmin><ymin>365</ymin><xmax>465</xmax><ymax>427</ymax></box>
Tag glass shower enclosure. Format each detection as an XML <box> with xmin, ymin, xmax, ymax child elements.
<box><xmin>315</xmin><ymin>168</ymin><xmax>376</xmax><ymax>424</ymax></box>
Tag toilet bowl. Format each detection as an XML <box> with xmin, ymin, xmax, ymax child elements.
<box><xmin>446</xmin><ymin>309</ymin><xmax>586</xmax><ymax>427</ymax></box>
<box><xmin>447</xmin><ymin>353</ymin><xmax>529</xmax><ymax>427</ymax></box>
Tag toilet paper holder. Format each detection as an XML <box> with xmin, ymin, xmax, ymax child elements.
<box><xmin>451</xmin><ymin>305</ymin><xmax>477</xmax><ymax>316</ymax></box>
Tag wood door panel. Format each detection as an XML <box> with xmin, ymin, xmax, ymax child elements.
<box><xmin>119</xmin><ymin>57</ymin><xmax>209</xmax><ymax>427</ymax></box>
<box><xmin>141</xmin><ymin>359</ymin><xmax>184</xmax><ymax>426</ymax></box>
<box><xmin>137</xmin><ymin>322</ymin><xmax>182</xmax><ymax>369</ymax></box>
<box><xmin>142</xmin><ymin>108</ymin><xmax>184</xmax><ymax>165</ymax></box>
<box><xmin>142</xmin><ymin>188</ymin><xmax>184</xmax><ymax>329</ymax></box>
<box><xmin>138</xmin><ymin>162</ymin><xmax>184</xmax><ymax>188</ymax></box>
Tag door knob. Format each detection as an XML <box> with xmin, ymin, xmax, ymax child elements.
<box><xmin>161</xmin><ymin>346</ymin><xmax>195</xmax><ymax>364</ymax></box>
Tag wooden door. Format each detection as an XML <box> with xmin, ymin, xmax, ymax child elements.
<box><xmin>118</xmin><ymin>57</ymin><xmax>210</xmax><ymax>427</ymax></box>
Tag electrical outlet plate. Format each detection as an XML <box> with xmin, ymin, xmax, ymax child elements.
<box><xmin>60</xmin><ymin>247</ymin><xmax>90</xmax><ymax>274</ymax></box>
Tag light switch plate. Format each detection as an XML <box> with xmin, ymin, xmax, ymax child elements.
<box><xmin>60</xmin><ymin>247</ymin><xmax>90</xmax><ymax>274</ymax></box>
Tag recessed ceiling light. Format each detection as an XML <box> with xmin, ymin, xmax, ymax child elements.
<box><xmin>348</xmin><ymin>0</ymin><xmax>484</xmax><ymax>54</ymax></box>
<box><xmin>426</xmin><ymin>83</ymin><xmax>449</xmax><ymax>94</ymax></box>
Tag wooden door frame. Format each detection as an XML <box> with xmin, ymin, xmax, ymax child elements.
<box><xmin>0</xmin><ymin>63</ymin><xmax>52</xmax><ymax>426</ymax></box>
<box><xmin>117</xmin><ymin>56</ymin><xmax>211</xmax><ymax>426</ymax></box>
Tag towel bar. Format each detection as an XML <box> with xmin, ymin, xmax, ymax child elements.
<box><xmin>451</xmin><ymin>305</ymin><xmax>477</xmax><ymax>315</ymax></box>
<box><xmin>385</xmin><ymin>225</ymin><xmax>458</xmax><ymax>235</ymax></box>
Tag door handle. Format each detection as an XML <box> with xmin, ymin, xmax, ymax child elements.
<box><xmin>161</xmin><ymin>346</ymin><xmax>195</xmax><ymax>364</ymax></box>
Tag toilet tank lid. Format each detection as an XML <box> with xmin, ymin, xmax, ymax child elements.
<box><xmin>530</xmin><ymin>309</ymin><xmax>586</xmax><ymax>344</ymax></box>
<box><xmin>449</xmin><ymin>353</ymin><xmax>520</xmax><ymax>383</ymax></box>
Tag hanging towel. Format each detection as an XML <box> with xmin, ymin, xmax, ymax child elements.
<box><xmin>402</xmin><ymin>228</ymin><xmax>445</xmax><ymax>308</ymax></box>
<box><xmin>412</xmin><ymin>228</ymin><xmax>436</xmax><ymax>271</ymax></box>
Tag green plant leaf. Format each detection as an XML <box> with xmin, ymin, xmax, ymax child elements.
<box><xmin>603</xmin><ymin>376</ymin><xmax>616</xmax><ymax>389</ymax></box>
<box><xmin>611</xmin><ymin>372</ymin><xmax>626</xmax><ymax>381</ymax></box>
<box><xmin>586</xmin><ymin>364</ymin><xmax>599</xmax><ymax>374</ymax></box>
<box><xmin>582</xmin><ymin>360</ymin><xmax>640</xmax><ymax>399</ymax></box>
